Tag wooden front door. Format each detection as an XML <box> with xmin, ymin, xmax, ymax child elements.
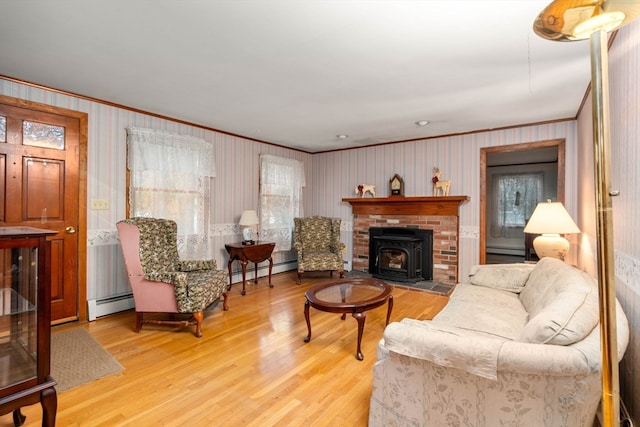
<box><xmin>0</xmin><ymin>95</ymin><xmax>87</xmax><ymax>323</ymax></box>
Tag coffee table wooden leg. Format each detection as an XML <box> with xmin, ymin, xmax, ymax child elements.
<box><xmin>385</xmin><ymin>295</ymin><xmax>394</xmax><ymax>326</ymax></box>
<box><xmin>352</xmin><ymin>312</ymin><xmax>366</xmax><ymax>361</ymax></box>
<box><xmin>303</xmin><ymin>300</ymin><xmax>312</xmax><ymax>343</ymax></box>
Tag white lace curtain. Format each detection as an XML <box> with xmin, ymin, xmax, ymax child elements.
<box><xmin>490</xmin><ymin>172</ymin><xmax>542</xmax><ymax>238</ymax></box>
<box><xmin>258</xmin><ymin>154</ymin><xmax>305</xmax><ymax>251</ymax></box>
<box><xmin>126</xmin><ymin>127</ymin><xmax>216</xmax><ymax>259</ymax></box>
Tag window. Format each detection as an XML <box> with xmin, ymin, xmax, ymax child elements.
<box><xmin>490</xmin><ymin>172</ymin><xmax>542</xmax><ymax>238</ymax></box>
<box><xmin>258</xmin><ymin>154</ymin><xmax>305</xmax><ymax>251</ymax></box>
<box><xmin>126</xmin><ymin>127</ymin><xmax>216</xmax><ymax>259</ymax></box>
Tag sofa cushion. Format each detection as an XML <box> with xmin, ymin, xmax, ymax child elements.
<box><xmin>467</xmin><ymin>263</ymin><xmax>534</xmax><ymax>293</ymax></box>
<box><xmin>519</xmin><ymin>257</ymin><xmax>565</xmax><ymax>315</ymax></box>
<box><xmin>518</xmin><ymin>265</ymin><xmax>599</xmax><ymax>345</ymax></box>
<box><xmin>433</xmin><ymin>284</ymin><xmax>528</xmax><ymax>340</ymax></box>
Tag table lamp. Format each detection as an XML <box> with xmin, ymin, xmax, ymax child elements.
<box><xmin>523</xmin><ymin>200</ymin><xmax>580</xmax><ymax>260</ymax></box>
<box><xmin>239</xmin><ymin>209</ymin><xmax>259</xmax><ymax>245</ymax></box>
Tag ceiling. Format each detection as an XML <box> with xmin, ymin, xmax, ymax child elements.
<box><xmin>0</xmin><ymin>1</ymin><xmax>594</xmax><ymax>153</ymax></box>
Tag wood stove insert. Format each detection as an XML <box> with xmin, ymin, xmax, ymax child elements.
<box><xmin>369</xmin><ymin>227</ymin><xmax>433</xmax><ymax>282</ymax></box>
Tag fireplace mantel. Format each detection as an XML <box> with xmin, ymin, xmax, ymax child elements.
<box><xmin>342</xmin><ymin>196</ymin><xmax>469</xmax><ymax>216</ymax></box>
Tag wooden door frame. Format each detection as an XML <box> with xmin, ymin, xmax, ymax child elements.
<box><xmin>0</xmin><ymin>95</ymin><xmax>88</xmax><ymax>321</ymax></box>
<box><xmin>479</xmin><ymin>138</ymin><xmax>565</xmax><ymax>264</ymax></box>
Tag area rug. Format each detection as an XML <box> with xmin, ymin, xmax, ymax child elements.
<box><xmin>344</xmin><ymin>270</ymin><xmax>454</xmax><ymax>296</ymax></box>
<box><xmin>51</xmin><ymin>328</ymin><xmax>124</xmax><ymax>392</ymax></box>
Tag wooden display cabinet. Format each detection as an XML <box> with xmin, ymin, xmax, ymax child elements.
<box><xmin>0</xmin><ymin>227</ymin><xmax>57</xmax><ymax>427</ymax></box>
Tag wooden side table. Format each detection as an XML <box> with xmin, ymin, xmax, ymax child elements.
<box><xmin>524</xmin><ymin>232</ymin><xmax>540</xmax><ymax>261</ymax></box>
<box><xmin>225</xmin><ymin>242</ymin><xmax>276</xmax><ymax>295</ymax></box>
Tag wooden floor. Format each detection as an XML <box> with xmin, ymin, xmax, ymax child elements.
<box><xmin>3</xmin><ymin>271</ymin><xmax>448</xmax><ymax>427</ymax></box>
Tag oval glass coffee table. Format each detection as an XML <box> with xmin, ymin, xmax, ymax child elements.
<box><xmin>303</xmin><ymin>278</ymin><xmax>393</xmax><ymax>360</ymax></box>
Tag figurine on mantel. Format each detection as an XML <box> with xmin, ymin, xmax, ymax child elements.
<box><xmin>432</xmin><ymin>167</ymin><xmax>451</xmax><ymax>196</ymax></box>
<box><xmin>355</xmin><ymin>184</ymin><xmax>376</xmax><ymax>198</ymax></box>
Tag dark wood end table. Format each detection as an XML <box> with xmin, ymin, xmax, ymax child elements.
<box><xmin>303</xmin><ymin>278</ymin><xmax>393</xmax><ymax>360</ymax></box>
<box><xmin>225</xmin><ymin>241</ymin><xmax>276</xmax><ymax>295</ymax></box>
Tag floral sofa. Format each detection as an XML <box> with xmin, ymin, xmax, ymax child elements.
<box><xmin>369</xmin><ymin>257</ymin><xmax>629</xmax><ymax>427</ymax></box>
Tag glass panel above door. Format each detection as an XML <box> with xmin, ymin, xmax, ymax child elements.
<box><xmin>0</xmin><ymin>116</ymin><xmax>5</xmax><ymax>143</ymax></box>
<box><xmin>23</xmin><ymin>120</ymin><xmax>65</xmax><ymax>150</ymax></box>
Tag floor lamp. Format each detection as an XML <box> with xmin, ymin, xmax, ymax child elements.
<box><xmin>533</xmin><ymin>1</ymin><xmax>639</xmax><ymax>426</ymax></box>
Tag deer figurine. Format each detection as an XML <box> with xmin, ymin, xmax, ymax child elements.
<box><xmin>432</xmin><ymin>167</ymin><xmax>451</xmax><ymax>197</ymax></box>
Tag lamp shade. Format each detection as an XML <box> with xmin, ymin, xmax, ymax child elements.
<box><xmin>523</xmin><ymin>200</ymin><xmax>580</xmax><ymax>235</ymax></box>
<box><xmin>533</xmin><ymin>0</ymin><xmax>639</xmax><ymax>41</ymax></box>
<box><xmin>239</xmin><ymin>209</ymin><xmax>259</xmax><ymax>226</ymax></box>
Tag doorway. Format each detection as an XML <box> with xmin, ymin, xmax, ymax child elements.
<box><xmin>480</xmin><ymin>139</ymin><xmax>565</xmax><ymax>264</ymax></box>
<box><xmin>0</xmin><ymin>95</ymin><xmax>87</xmax><ymax>323</ymax></box>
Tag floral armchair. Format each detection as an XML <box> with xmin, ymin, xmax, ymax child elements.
<box><xmin>293</xmin><ymin>216</ymin><xmax>345</xmax><ymax>284</ymax></box>
<box><xmin>117</xmin><ymin>217</ymin><xmax>228</xmax><ymax>337</ymax></box>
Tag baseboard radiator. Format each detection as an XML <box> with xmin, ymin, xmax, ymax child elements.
<box><xmin>88</xmin><ymin>261</ymin><xmax>299</xmax><ymax>321</ymax></box>
<box><xmin>229</xmin><ymin>260</ymin><xmax>297</xmax><ymax>284</ymax></box>
<box><xmin>87</xmin><ymin>293</ymin><xmax>135</xmax><ymax>321</ymax></box>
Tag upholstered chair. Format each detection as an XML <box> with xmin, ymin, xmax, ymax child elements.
<box><xmin>117</xmin><ymin>217</ymin><xmax>228</xmax><ymax>337</ymax></box>
<box><xmin>293</xmin><ymin>216</ymin><xmax>345</xmax><ymax>284</ymax></box>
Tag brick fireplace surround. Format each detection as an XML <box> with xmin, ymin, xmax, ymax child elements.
<box><xmin>342</xmin><ymin>196</ymin><xmax>469</xmax><ymax>285</ymax></box>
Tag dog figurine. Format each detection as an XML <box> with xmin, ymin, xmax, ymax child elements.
<box><xmin>355</xmin><ymin>184</ymin><xmax>376</xmax><ymax>198</ymax></box>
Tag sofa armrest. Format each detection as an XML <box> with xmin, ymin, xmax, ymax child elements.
<box><xmin>177</xmin><ymin>259</ymin><xmax>216</xmax><ymax>271</ymax></box>
<box><xmin>144</xmin><ymin>271</ymin><xmax>184</xmax><ymax>285</ymax></box>
<box><xmin>329</xmin><ymin>241</ymin><xmax>346</xmax><ymax>254</ymax></box>
<box><xmin>293</xmin><ymin>241</ymin><xmax>303</xmax><ymax>256</ymax></box>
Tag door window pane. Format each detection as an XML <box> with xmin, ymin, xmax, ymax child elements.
<box><xmin>0</xmin><ymin>116</ymin><xmax>5</xmax><ymax>142</ymax></box>
<box><xmin>23</xmin><ymin>121</ymin><xmax>65</xmax><ymax>150</ymax></box>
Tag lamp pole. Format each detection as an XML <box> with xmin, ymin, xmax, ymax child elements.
<box><xmin>532</xmin><ymin>2</ymin><xmax>640</xmax><ymax>425</ymax></box>
<box><xmin>590</xmin><ymin>28</ymin><xmax>619</xmax><ymax>427</ymax></box>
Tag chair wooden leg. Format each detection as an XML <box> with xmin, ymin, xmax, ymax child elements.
<box><xmin>221</xmin><ymin>292</ymin><xmax>229</xmax><ymax>311</ymax></box>
<box><xmin>135</xmin><ymin>312</ymin><xmax>143</xmax><ymax>333</ymax></box>
<box><xmin>339</xmin><ymin>269</ymin><xmax>344</xmax><ymax>278</ymax></box>
<box><xmin>297</xmin><ymin>272</ymin><xmax>302</xmax><ymax>284</ymax></box>
<box><xmin>193</xmin><ymin>311</ymin><xmax>204</xmax><ymax>338</ymax></box>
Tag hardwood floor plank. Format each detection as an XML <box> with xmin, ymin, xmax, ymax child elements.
<box><xmin>1</xmin><ymin>271</ymin><xmax>448</xmax><ymax>427</ymax></box>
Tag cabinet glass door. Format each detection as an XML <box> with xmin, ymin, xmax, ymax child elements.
<box><xmin>0</xmin><ymin>245</ymin><xmax>38</xmax><ymax>388</ymax></box>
